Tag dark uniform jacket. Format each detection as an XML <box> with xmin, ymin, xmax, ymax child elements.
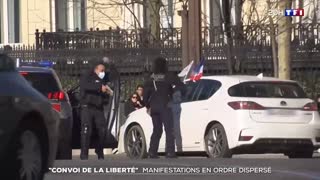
<box><xmin>143</xmin><ymin>72</ymin><xmax>185</xmax><ymax>113</ymax></box>
<box><xmin>80</xmin><ymin>71</ymin><xmax>109</xmax><ymax>109</ymax></box>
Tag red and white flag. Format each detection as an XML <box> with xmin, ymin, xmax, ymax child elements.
<box><xmin>190</xmin><ymin>58</ymin><xmax>204</xmax><ymax>81</ymax></box>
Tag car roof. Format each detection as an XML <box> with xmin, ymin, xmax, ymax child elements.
<box><xmin>200</xmin><ymin>75</ymin><xmax>295</xmax><ymax>85</ymax></box>
<box><xmin>17</xmin><ymin>66</ymin><xmax>54</xmax><ymax>73</ymax></box>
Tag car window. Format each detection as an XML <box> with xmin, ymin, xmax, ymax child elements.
<box><xmin>228</xmin><ymin>81</ymin><xmax>307</xmax><ymax>98</ymax></box>
<box><xmin>0</xmin><ymin>54</ymin><xmax>16</xmax><ymax>72</ymax></box>
<box><xmin>193</xmin><ymin>80</ymin><xmax>222</xmax><ymax>101</ymax></box>
<box><xmin>183</xmin><ymin>81</ymin><xmax>200</xmax><ymax>102</ymax></box>
<box><xmin>20</xmin><ymin>72</ymin><xmax>60</xmax><ymax>96</ymax></box>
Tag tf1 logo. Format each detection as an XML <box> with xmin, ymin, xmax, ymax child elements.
<box><xmin>284</xmin><ymin>9</ymin><xmax>304</xmax><ymax>16</ymax></box>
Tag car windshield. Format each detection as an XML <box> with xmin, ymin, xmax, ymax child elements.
<box><xmin>20</xmin><ymin>72</ymin><xmax>60</xmax><ymax>95</ymax></box>
<box><xmin>228</xmin><ymin>82</ymin><xmax>307</xmax><ymax>98</ymax></box>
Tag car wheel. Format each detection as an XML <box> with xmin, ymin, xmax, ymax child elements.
<box><xmin>205</xmin><ymin>123</ymin><xmax>232</xmax><ymax>158</ymax></box>
<box><xmin>287</xmin><ymin>150</ymin><xmax>313</xmax><ymax>158</ymax></box>
<box><xmin>125</xmin><ymin>125</ymin><xmax>147</xmax><ymax>159</ymax></box>
<box><xmin>6</xmin><ymin>125</ymin><xmax>44</xmax><ymax>180</ymax></box>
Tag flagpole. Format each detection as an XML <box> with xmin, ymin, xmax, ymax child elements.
<box><xmin>183</xmin><ymin>72</ymin><xmax>188</xmax><ymax>83</ymax></box>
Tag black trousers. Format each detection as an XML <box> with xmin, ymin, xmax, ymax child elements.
<box><xmin>149</xmin><ymin>107</ymin><xmax>175</xmax><ymax>155</ymax></box>
<box><xmin>80</xmin><ymin>106</ymin><xmax>106</xmax><ymax>158</ymax></box>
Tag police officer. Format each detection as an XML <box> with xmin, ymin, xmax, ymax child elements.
<box><xmin>143</xmin><ymin>57</ymin><xmax>184</xmax><ymax>158</ymax></box>
<box><xmin>80</xmin><ymin>62</ymin><xmax>112</xmax><ymax>160</ymax></box>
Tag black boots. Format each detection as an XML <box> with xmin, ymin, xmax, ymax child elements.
<box><xmin>80</xmin><ymin>124</ymin><xmax>90</xmax><ymax>160</ymax></box>
<box><xmin>148</xmin><ymin>152</ymin><xmax>177</xmax><ymax>159</ymax></box>
<box><xmin>80</xmin><ymin>136</ymin><xmax>89</xmax><ymax>160</ymax></box>
<box><xmin>166</xmin><ymin>152</ymin><xmax>177</xmax><ymax>159</ymax></box>
<box><xmin>98</xmin><ymin>154</ymin><xmax>104</xmax><ymax>160</ymax></box>
<box><xmin>148</xmin><ymin>152</ymin><xmax>160</xmax><ymax>159</ymax></box>
<box><xmin>95</xmin><ymin>149</ymin><xmax>105</xmax><ymax>160</ymax></box>
<box><xmin>80</xmin><ymin>150</ymin><xmax>89</xmax><ymax>160</ymax></box>
<box><xmin>80</xmin><ymin>150</ymin><xmax>105</xmax><ymax>160</ymax></box>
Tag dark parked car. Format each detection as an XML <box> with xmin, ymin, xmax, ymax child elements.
<box><xmin>0</xmin><ymin>54</ymin><xmax>59</xmax><ymax>179</ymax></box>
<box><xmin>18</xmin><ymin>65</ymin><xmax>73</xmax><ymax>159</ymax></box>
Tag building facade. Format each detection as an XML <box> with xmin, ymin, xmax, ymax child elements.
<box><xmin>1</xmin><ymin>0</ymin><xmax>319</xmax><ymax>46</ymax></box>
<box><xmin>0</xmin><ymin>0</ymin><xmax>86</xmax><ymax>46</ymax></box>
<box><xmin>0</xmin><ymin>0</ymin><xmax>23</xmax><ymax>44</ymax></box>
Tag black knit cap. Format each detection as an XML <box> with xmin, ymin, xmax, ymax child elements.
<box><xmin>93</xmin><ymin>60</ymin><xmax>105</xmax><ymax>67</ymax></box>
<box><xmin>151</xmin><ymin>56</ymin><xmax>168</xmax><ymax>74</ymax></box>
<box><xmin>89</xmin><ymin>60</ymin><xmax>105</xmax><ymax>71</ymax></box>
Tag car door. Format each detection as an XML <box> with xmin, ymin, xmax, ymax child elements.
<box><xmin>104</xmin><ymin>75</ymin><xmax>121</xmax><ymax>148</ymax></box>
<box><xmin>180</xmin><ymin>79</ymin><xmax>222</xmax><ymax>149</ymax></box>
<box><xmin>67</xmin><ymin>85</ymin><xmax>82</xmax><ymax>148</ymax></box>
<box><xmin>178</xmin><ymin>80</ymin><xmax>201</xmax><ymax>148</ymax></box>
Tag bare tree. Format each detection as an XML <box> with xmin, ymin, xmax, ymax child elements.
<box><xmin>220</xmin><ymin>0</ymin><xmax>245</xmax><ymax>74</ymax></box>
<box><xmin>86</xmin><ymin>0</ymin><xmax>178</xmax><ymax>46</ymax></box>
<box><xmin>145</xmin><ymin>0</ymin><xmax>162</xmax><ymax>44</ymax></box>
<box><xmin>87</xmin><ymin>0</ymin><xmax>143</xmax><ymax>29</ymax></box>
<box><xmin>267</xmin><ymin>0</ymin><xmax>278</xmax><ymax>77</ymax></box>
<box><xmin>278</xmin><ymin>0</ymin><xmax>292</xmax><ymax>80</ymax></box>
<box><xmin>241</xmin><ymin>0</ymin><xmax>293</xmax><ymax>78</ymax></box>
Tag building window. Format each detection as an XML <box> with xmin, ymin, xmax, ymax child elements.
<box><xmin>0</xmin><ymin>0</ymin><xmax>20</xmax><ymax>44</ymax></box>
<box><xmin>6</xmin><ymin>0</ymin><xmax>20</xmax><ymax>43</ymax></box>
<box><xmin>74</xmin><ymin>0</ymin><xmax>86</xmax><ymax>31</ymax></box>
<box><xmin>14</xmin><ymin>0</ymin><xmax>20</xmax><ymax>43</ymax></box>
<box><xmin>7</xmin><ymin>0</ymin><xmax>20</xmax><ymax>43</ymax></box>
<box><xmin>53</xmin><ymin>0</ymin><xmax>86</xmax><ymax>32</ymax></box>
<box><xmin>55</xmin><ymin>0</ymin><xmax>68</xmax><ymax>31</ymax></box>
<box><xmin>80</xmin><ymin>0</ymin><xmax>86</xmax><ymax>30</ymax></box>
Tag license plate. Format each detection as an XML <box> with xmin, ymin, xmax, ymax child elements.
<box><xmin>268</xmin><ymin>109</ymin><xmax>295</xmax><ymax>116</ymax></box>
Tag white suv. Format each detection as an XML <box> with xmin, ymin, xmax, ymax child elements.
<box><xmin>118</xmin><ymin>75</ymin><xmax>320</xmax><ymax>158</ymax></box>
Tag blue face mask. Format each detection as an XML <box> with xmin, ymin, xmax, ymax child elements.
<box><xmin>98</xmin><ymin>72</ymin><xmax>105</xmax><ymax>79</ymax></box>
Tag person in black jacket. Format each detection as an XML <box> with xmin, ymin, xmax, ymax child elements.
<box><xmin>143</xmin><ymin>57</ymin><xmax>185</xmax><ymax>158</ymax></box>
<box><xmin>124</xmin><ymin>93</ymin><xmax>143</xmax><ymax>117</ymax></box>
<box><xmin>80</xmin><ymin>62</ymin><xmax>112</xmax><ymax>160</ymax></box>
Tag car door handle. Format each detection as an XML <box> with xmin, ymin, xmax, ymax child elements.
<box><xmin>201</xmin><ymin>108</ymin><xmax>208</xmax><ymax>110</ymax></box>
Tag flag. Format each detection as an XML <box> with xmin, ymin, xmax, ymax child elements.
<box><xmin>257</xmin><ymin>73</ymin><xmax>263</xmax><ymax>79</ymax></box>
<box><xmin>178</xmin><ymin>60</ymin><xmax>194</xmax><ymax>78</ymax></box>
<box><xmin>190</xmin><ymin>58</ymin><xmax>205</xmax><ymax>81</ymax></box>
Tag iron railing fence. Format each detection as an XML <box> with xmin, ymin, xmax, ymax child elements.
<box><xmin>1</xmin><ymin>24</ymin><xmax>320</xmax><ymax>99</ymax></box>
